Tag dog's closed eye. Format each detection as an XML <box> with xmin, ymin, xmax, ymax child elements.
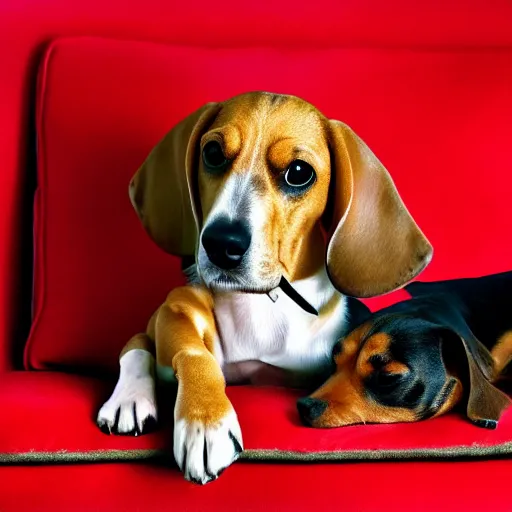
<box><xmin>369</xmin><ymin>356</ymin><xmax>410</xmax><ymax>385</ymax></box>
<box><xmin>371</xmin><ymin>370</ymin><xmax>407</xmax><ymax>388</ymax></box>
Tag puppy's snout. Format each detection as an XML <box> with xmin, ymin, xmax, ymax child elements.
<box><xmin>297</xmin><ymin>397</ymin><xmax>328</xmax><ymax>425</ymax></box>
<box><xmin>202</xmin><ymin>218</ymin><xmax>251</xmax><ymax>270</ymax></box>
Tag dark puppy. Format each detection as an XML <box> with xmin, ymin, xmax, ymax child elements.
<box><xmin>298</xmin><ymin>271</ymin><xmax>512</xmax><ymax>429</ymax></box>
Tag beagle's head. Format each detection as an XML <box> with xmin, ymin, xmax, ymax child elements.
<box><xmin>129</xmin><ymin>92</ymin><xmax>432</xmax><ymax>297</ymax></box>
<box><xmin>297</xmin><ymin>313</ymin><xmax>510</xmax><ymax>429</ymax></box>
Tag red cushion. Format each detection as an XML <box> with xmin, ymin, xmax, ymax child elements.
<box><xmin>27</xmin><ymin>36</ymin><xmax>512</xmax><ymax>372</ymax></box>
<box><xmin>2</xmin><ymin>0</ymin><xmax>512</xmax><ymax>378</ymax></box>
<box><xmin>2</xmin><ymin>459</ymin><xmax>512</xmax><ymax>512</ymax></box>
<box><xmin>2</xmin><ymin>372</ymin><xmax>511</xmax><ymax>462</ymax></box>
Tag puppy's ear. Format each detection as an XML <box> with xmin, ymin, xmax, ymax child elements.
<box><xmin>441</xmin><ymin>328</ymin><xmax>511</xmax><ymax>428</ymax></box>
<box><xmin>325</xmin><ymin>121</ymin><xmax>433</xmax><ymax>298</ymax></box>
<box><xmin>129</xmin><ymin>103</ymin><xmax>221</xmax><ymax>255</ymax></box>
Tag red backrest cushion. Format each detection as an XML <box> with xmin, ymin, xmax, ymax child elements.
<box><xmin>26</xmin><ymin>37</ymin><xmax>512</xmax><ymax>372</ymax></box>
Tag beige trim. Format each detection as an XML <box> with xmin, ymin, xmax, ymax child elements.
<box><xmin>242</xmin><ymin>443</ymin><xmax>512</xmax><ymax>461</ymax></box>
<box><xmin>2</xmin><ymin>442</ymin><xmax>512</xmax><ymax>465</ymax></box>
<box><xmin>0</xmin><ymin>449</ymin><xmax>162</xmax><ymax>464</ymax></box>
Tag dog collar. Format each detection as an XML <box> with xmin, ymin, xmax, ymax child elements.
<box><xmin>267</xmin><ymin>277</ymin><xmax>318</xmax><ymax>316</ymax></box>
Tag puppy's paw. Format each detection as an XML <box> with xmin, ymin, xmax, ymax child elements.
<box><xmin>174</xmin><ymin>409</ymin><xmax>243</xmax><ymax>485</ymax></box>
<box><xmin>96</xmin><ymin>350</ymin><xmax>157</xmax><ymax>436</ymax></box>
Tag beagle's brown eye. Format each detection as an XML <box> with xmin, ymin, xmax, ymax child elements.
<box><xmin>202</xmin><ymin>141</ymin><xmax>228</xmax><ymax>171</ymax></box>
<box><xmin>284</xmin><ymin>160</ymin><xmax>315</xmax><ymax>189</ymax></box>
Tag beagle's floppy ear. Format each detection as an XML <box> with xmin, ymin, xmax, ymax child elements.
<box><xmin>325</xmin><ymin>121</ymin><xmax>433</xmax><ymax>298</ymax></box>
<box><xmin>440</xmin><ymin>327</ymin><xmax>511</xmax><ymax>428</ymax></box>
<box><xmin>129</xmin><ymin>103</ymin><xmax>221</xmax><ymax>255</ymax></box>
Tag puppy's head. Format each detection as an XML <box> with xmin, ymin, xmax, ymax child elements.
<box><xmin>297</xmin><ymin>314</ymin><xmax>510</xmax><ymax>428</ymax></box>
<box><xmin>130</xmin><ymin>92</ymin><xmax>432</xmax><ymax>296</ymax></box>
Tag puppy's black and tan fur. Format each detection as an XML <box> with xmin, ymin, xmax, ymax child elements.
<box><xmin>298</xmin><ymin>271</ymin><xmax>512</xmax><ymax>429</ymax></box>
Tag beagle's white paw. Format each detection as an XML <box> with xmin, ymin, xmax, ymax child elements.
<box><xmin>174</xmin><ymin>410</ymin><xmax>243</xmax><ymax>485</ymax></box>
<box><xmin>97</xmin><ymin>349</ymin><xmax>158</xmax><ymax>435</ymax></box>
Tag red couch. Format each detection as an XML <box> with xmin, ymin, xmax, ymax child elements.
<box><xmin>2</xmin><ymin>1</ymin><xmax>512</xmax><ymax>510</ymax></box>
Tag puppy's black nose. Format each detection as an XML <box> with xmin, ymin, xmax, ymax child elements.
<box><xmin>297</xmin><ymin>397</ymin><xmax>328</xmax><ymax>425</ymax></box>
<box><xmin>201</xmin><ymin>218</ymin><xmax>251</xmax><ymax>270</ymax></box>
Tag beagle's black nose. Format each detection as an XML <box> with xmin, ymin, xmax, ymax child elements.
<box><xmin>297</xmin><ymin>397</ymin><xmax>328</xmax><ymax>424</ymax></box>
<box><xmin>201</xmin><ymin>218</ymin><xmax>251</xmax><ymax>270</ymax></box>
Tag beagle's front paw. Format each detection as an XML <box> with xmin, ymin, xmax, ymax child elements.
<box><xmin>96</xmin><ymin>349</ymin><xmax>158</xmax><ymax>436</ymax></box>
<box><xmin>174</xmin><ymin>407</ymin><xmax>243</xmax><ymax>485</ymax></box>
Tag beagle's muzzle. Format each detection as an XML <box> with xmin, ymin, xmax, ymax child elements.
<box><xmin>298</xmin><ymin>271</ymin><xmax>512</xmax><ymax>429</ymax></box>
<box><xmin>99</xmin><ymin>91</ymin><xmax>433</xmax><ymax>484</ymax></box>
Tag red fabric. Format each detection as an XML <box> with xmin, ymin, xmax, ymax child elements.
<box><xmin>0</xmin><ymin>1</ymin><xmax>511</xmax><ymax>508</ymax></box>
<box><xmin>1</xmin><ymin>372</ymin><xmax>511</xmax><ymax>456</ymax></box>
<box><xmin>1</xmin><ymin>371</ymin><xmax>512</xmax><ymax>509</ymax></box>
<box><xmin>2</xmin><ymin>459</ymin><xmax>512</xmax><ymax>512</ymax></box>
<box><xmin>1</xmin><ymin>0</ymin><xmax>508</xmax><ymax>373</ymax></box>
<box><xmin>0</xmin><ymin>0</ymin><xmax>510</xmax><ymax>371</ymax></box>
<box><xmin>26</xmin><ymin>36</ymin><xmax>512</xmax><ymax>371</ymax></box>
<box><xmin>0</xmin><ymin>0</ymin><xmax>512</xmax><ymax>511</ymax></box>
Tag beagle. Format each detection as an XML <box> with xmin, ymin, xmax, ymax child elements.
<box><xmin>298</xmin><ymin>271</ymin><xmax>512</xmax><ymax>429</ymax></box>
<box><xmin>96</xmin><ymin>92</ymin><xmax>432</xmax><ymax>484</ymax></box>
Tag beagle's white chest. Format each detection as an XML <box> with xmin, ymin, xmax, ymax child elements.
<box><xmin>212</xmin><ymin>270</ymin><xmax>347</xmax><ymax>385</ymax></box>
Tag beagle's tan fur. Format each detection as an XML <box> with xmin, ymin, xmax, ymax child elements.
<box><xmin>97</xmin><ymin>92</ymin><xmax>432</xmax><ymax>484</ymax></box>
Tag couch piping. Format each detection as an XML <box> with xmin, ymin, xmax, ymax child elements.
<box><xmin>2</xmin><ymin>442</ymin><xmax>512</xmax><ymax>465</ymax></box>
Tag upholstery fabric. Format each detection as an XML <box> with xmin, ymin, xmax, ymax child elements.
<box><xmin>1</xmin><ymin>372</ymin><xmax>512</xmax><ymax>463</ymax></box>
<box><xmin>1</xmin><ymin>1</ymin><xmax>512</xmax><ymax>509</ymax></box>
<box><xmin>27</xmin><ymin>36</ymin><xmax>512</xmax><ymax>372</ymax></box>
<box><xmin>3</xmin><ymin>459</ymin><xmax>512</xmax><ymax>512</ymax></box>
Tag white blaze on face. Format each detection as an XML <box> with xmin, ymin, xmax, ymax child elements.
<box><xmin>197</xmin><ymin>171</ymin><xmax>272</xmax><ymax>288</ymax></box>
<box><xmin>196</xmin><ymin>109</ymin><xmax>282</xmax><ymax>291</ymax></box>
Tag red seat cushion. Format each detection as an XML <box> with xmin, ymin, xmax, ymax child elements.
<box><xmin>22</xmin><ymin>37</ymin><xmax>512</xmax><ymax>467</ymax></box>
<box><xmin>3</xmin><ymin>459</ymin><xmax>512</xmax><ymax>512</ymax></box>
<box><xmin>2</xmin><ymin>372</ymin><xmax>512</xmax><ymax>463</ymax></box>
<box><xmin>27</xmin><ymin>36</ymin><xmax>512</xmax><ymax>372</ymax></box>
<box><xmin>2</xmin><ymin>459</ymin><xmax>512</xmax><ymax>512</ymax></box>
